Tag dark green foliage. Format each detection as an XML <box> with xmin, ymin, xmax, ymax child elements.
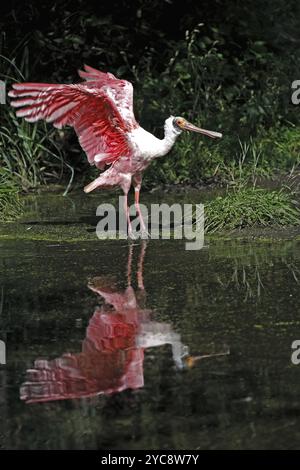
<box><xmin>0</xmin><ymin>0</ymin><xmax>300</xmax><ymax>188</ymax></box>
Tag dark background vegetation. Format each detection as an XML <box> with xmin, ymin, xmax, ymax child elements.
<box><xmin>0</xmin><ymin>0</ymin><xmax>300</xmax><ymax>190</ymax></box>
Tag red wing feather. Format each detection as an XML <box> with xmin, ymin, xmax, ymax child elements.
<box><xmin>78</xmin><ymin>65</ymin><xmax>137</xmax><ymax>125</ymax></box>
<box><xmin>9</xmin><ymin>79</ymin><xmax>135</xmax><ymax>168</ymax></box>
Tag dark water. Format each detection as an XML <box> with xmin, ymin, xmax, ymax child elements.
<box><xmin>1</xmin><ymin>194</ymin><xmax>300</xmax><ymax>449</ymax></box>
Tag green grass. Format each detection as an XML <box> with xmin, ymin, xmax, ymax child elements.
<box><xmin>0</xmin><ymin>170</ymin><xmax>23</xmax><ymax>222</ymax></box>
<box><xmin>205</xmin><ymin>187</ymin><xmax>300</xmax><ymax>233</ymax></box>
<box><xmin>0</xmin><ymin>54</ymin><xmax>74</xmax><ymax>195</ymax></box>
<box><xmin>257</xmin><ymin>125</ymin><xmax>300</xmax><ymax>170</ymax></box>
<box><xmin>0</xmin><ymin>108</ymin><xmax>74</xmax><ymax>195</ymax></box>
<box><xmin>0</xmin><ymin>189</ymin><xmax>23</xmax><ymax>222</ymax></box>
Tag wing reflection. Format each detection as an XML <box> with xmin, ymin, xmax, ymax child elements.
<box><xmin>20</xmin><ymin>242</ymin><xmax>229</xmax><ymax>404</ymax></box>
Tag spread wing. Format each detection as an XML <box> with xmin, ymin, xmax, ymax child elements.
<box><xmin>9</xmin><ymin>69</ymin><xmax>138</xmax><ymax>168</ymax></box>
<box><xmin>78</xmin><ymin>64</ymin><xmax>136</xmax><ymax>126</ymax></box>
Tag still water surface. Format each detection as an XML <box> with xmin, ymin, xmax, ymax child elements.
<box><xmin>0</xmin><ymin>194</ymin><xmax>300</xmax><ymax>449</ymax></box>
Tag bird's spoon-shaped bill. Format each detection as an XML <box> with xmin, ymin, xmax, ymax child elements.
<box><xmin>183</xmin><ymin>120</ymin><xmax>222</xmax><ymax>139</ymax></box>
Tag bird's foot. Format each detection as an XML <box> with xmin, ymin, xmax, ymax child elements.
<box><xmin>140</xmin><ymin>229</ymin><xmax>150</xmax><ymax>239</ymax></box>
<box><xmin>127</xmin><ymin>228</ymin><xmax>138</xmax><ymax>240</ymax></box>
<box><xmin>127</xmin><ymin>229</ymin><xmax>150</xmax><ymax>240</ymax></box>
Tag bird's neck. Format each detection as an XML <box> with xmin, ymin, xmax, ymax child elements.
<box><xmin>157</xmin><ymin>126</ymin><xmax>181</xmax><ymax>157</ymax></box>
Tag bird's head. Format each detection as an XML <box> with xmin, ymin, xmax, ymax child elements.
<box><xmin>167</xmin><ymin>115</ymin><xmax>222</xmax><ymax>139</ymax></box>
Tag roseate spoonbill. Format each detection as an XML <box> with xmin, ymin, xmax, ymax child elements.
<box><xmin>9</xmin><ymin>65</ymin><xmax>222</xmax><ymax>236</ymax></box>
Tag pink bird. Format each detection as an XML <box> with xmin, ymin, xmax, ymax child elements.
<box><xmin>9</xmin><ymin>65</ymin><xmax>222</xmax><ymax>237</ymax></box>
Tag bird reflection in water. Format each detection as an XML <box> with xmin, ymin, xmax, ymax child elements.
<box><xmin>20</xmin><ymin>242</ymin><xmax>229</xmax><ymax>403</ymax></box>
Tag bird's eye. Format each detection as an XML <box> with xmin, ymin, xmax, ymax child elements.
<box><xmin>173</xmin><ymin>118</ymin><xmax>184</xmax><ymax>129</ymax></box>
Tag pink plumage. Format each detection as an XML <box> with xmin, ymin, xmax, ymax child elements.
<box><xmin>9</xmin><ymin>65</ymin><xmax>222</xmax><ymax>237</ymax></box>
<box><xmin>9</xmin><ymin>66</ymin><xmax>137</xmax><ymax>169</ymax></box>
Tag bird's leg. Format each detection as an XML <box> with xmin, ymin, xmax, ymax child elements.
<box><xmin>133</xmin><ymin>174</ymin><xmax>149</xmax><ymax>238</ymax></box>
<box><xmin>134</xmin><ymin>187</ymin><xmax>146</xmax><ymax>232</ymax></box>
<box><xmin>121</xmin><ymin>176</ymin><xmax>136</xmax><ymax>239</ymax></box>
<box><xmin>123</xmin><ymin>191</ymin><xmax>135</xmax><ymax>239</ymax></box>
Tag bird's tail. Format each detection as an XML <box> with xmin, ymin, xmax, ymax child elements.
<box><xmin>83</xmin><ymin>170</ymin><xmax>115</xmax><ymax>193</ymax></box>
<box><xmin>84</xmin><ymin>167</ymin><xmax>122</xmax><ymax>193</ymax></box>
<box><xmin>84</xmin><ymin>177</ymin><xmax>104</xmax><ymax>193</ymax></box>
